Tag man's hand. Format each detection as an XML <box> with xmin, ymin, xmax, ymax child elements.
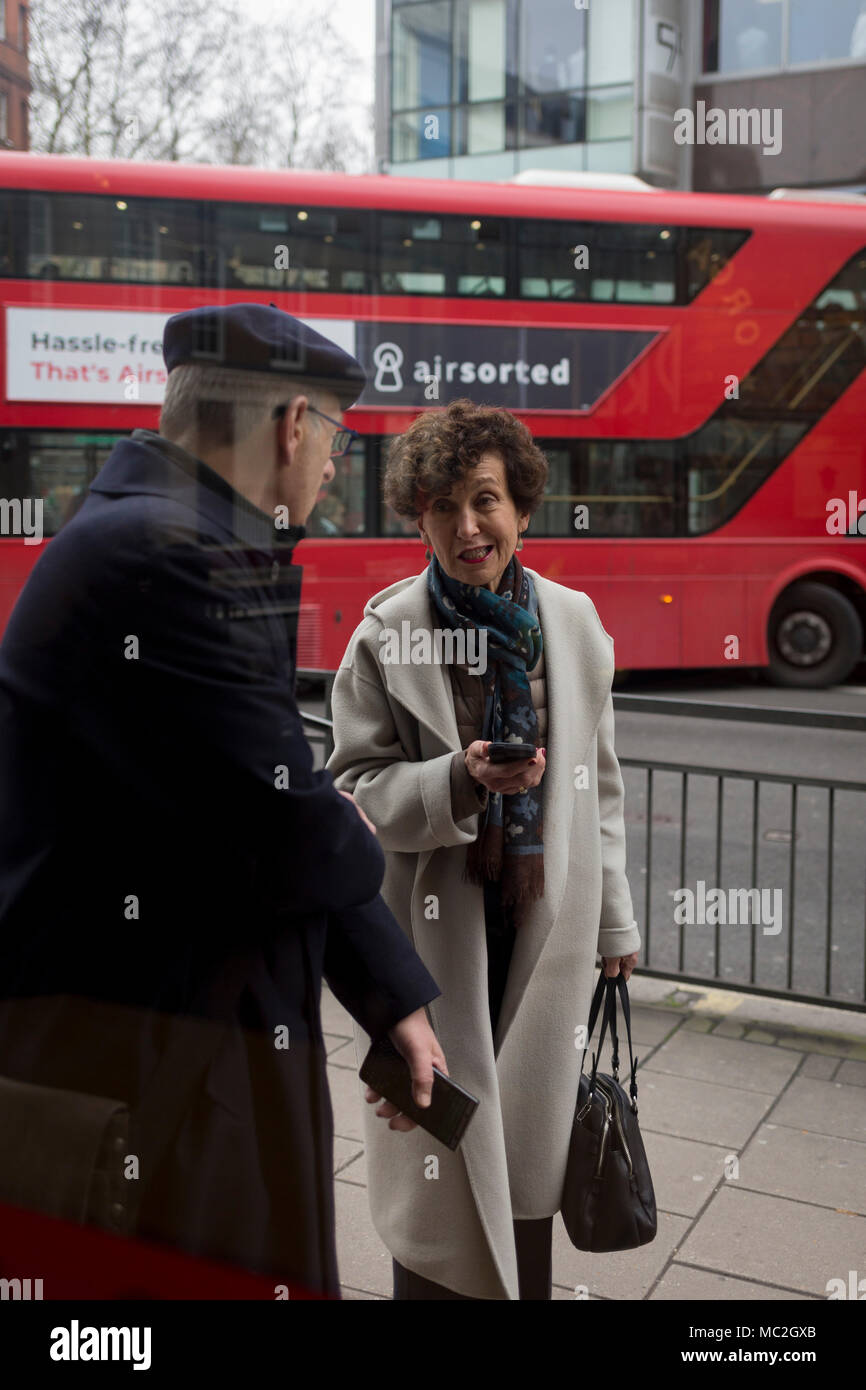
<box><xmin>364</xmin><ymin>1007</ymin><xmax>448</xmax><ymax>1133</ymax></box>
<box><xmin>337</xmin><ymin>788</ymin><xmax>376</xmax><ymax>836</ymax></box>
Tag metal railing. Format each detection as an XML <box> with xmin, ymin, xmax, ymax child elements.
<box><xmin>299</xmin><ymin>677</ymin><xmax>866</xmax><ymax>1012</ymax></box>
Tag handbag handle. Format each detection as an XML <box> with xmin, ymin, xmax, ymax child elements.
<box><xmin>581</xmin><ymin>967</ymin><xmax>640</xmax><ymax>1113</ymax></box>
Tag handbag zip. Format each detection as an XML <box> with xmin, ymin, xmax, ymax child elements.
<box><xmin>593</xmin><ymin>1090</ymin><xmax>612</xmax><ymax>1178</ymax></box>
<box><xmin>594</xmin><ymin>1077</ymin><xmax>634</xmax><ymax>1178</ymax></box>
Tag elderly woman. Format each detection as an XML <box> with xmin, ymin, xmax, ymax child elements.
<box><xmin>326</xmin><ymin>399</ymin><xmax>640</xmax><ymax>1301</ymax></box>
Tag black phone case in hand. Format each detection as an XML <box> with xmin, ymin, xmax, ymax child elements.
<box><xmin>359</xmin><ymin>1035</ymin><xmax>479</xmax><ymax>1151</ymax></box>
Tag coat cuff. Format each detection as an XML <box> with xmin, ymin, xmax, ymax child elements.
<box><xmin>450</xmin><ymin>750</ymin><xmax>488</xmax><ymax>822</ymax></box>
<box><xmin>596</xmin><ymin>920</ymin><xmax>642</xmax><ymax>960</ymax></box>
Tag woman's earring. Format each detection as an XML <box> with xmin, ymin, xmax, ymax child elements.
<box><xmin>516</xmin><ymin>532</ymin><xmax>525</xmax><ymax>551</ymax></box>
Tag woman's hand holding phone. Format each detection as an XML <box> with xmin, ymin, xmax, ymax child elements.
<box><xmin>464</xmin><ymin>741</ymin><xmax>546</xmax><ymax>797</ymax></box>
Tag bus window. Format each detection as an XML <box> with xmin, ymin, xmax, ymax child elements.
<box><xmin>529</xmin><ymin>440</ymin><xmax>678</xmax><ymax>536</ymax></box>
<box><xmin>378</xmin><ymin>211</ymin><xmax>506</xmax><ymax>297</ymax></box>
<box><xmin>518</xmin><ymin>219</ymin><xmax>749</xmax><ymax>305</ymax></box>
<box><xmin>0</xmin><ymin>431</ymin><xmax>119</xmax><ymax>535</ymax></box>
<box><xmin>21</xmin><ymin>193</ymin><xmax>113</xmax><ymax>280</ymax></box>
<box><xmin>215</xmin><ymin>204</ymin><xmax>372</xmax><ymax>295</ymax></box>
<box><xmin>305</xmin><ymin>440</ymin><xmax>367</xmax><ymax>536</ymax></box>
<box><xmin>110</xmin><ymin>198</ymin><xmax>209</xmax><ymax>285</ymax></box>
<box><xmin>685</xmin><ymin>246</ymin><xmax>866</xmax><ymax>533</ymax></box>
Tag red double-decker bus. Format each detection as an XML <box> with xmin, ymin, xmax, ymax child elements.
<box><xmin>1</xmin><ymin>154</ymin><xmax>864</xmax><ymax>685</ymax></box>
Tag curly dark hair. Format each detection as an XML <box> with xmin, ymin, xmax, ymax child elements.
<box><xmin>383</xmin><ymin>399</ymin><xmax>549</xmax><ymax>519</ymax></box>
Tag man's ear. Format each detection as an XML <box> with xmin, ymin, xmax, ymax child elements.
<box><xmin>276</xmin><ymin>395</ymin><xmax>307</xmax><ymax>464</ymax></box>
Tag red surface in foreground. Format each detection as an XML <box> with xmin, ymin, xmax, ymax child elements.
<box><xmin>0</xmin><ymin>1201</ymin><xmax>327</xmax><ymax>1300</ymax></box>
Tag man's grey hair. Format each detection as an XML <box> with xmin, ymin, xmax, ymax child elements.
<box><xmin>159</xmin><ymin>363</ymin><xmax>338</xmax><ymax>450</ymax></box>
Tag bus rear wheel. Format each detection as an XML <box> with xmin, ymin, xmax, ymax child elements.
<box><xmin>767</xmin><ymin>582</ymin><xmax>863</xmax><ymax>688</ymax></box>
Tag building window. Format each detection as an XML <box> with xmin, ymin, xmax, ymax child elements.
<box><xmin>392</xmin><ymin>1</ymin><xmax>452</xmax><ymax>112</ymax></box>
<box><xmin>716</xmin><ymin>0</ymin><xmax>783</xmax><ymax>72</ymax></box>
<box><xmin>519</xmin><ymin>0</ymin><xmax>586</xmax><ymax>96</ymax></box>
<box><xmin>20</xmin><ymin>99</ymin><xmax>27</xmax><ymax>149</ymax></box>
<box><xmin>704</xmin><ymin>0</ymin><xmax>866</xmax><ymax>72</ymax></box>
<box><xmin>521</xmin><ymin>91</ymin><xmax>585</xmax><ymax>147</ymax></box>
<box><xmin>0</xmin><ymin>91</ymin><xmax>8</xmax><ymax>144</ymax></box>
<box><xmin>392</xmin><ymin>107</ymin><xmax>454</xmax><ymax>160</ymax></box>
<box><xmin>587</xmin><ymin>0</ymin><xmax>633</xmax><ymax>87</ymax></box>
<box><xmin>19</xmin><ymin>5</ymin><xmax>27</xmax><ymax>50</ymax></box>
<box><xmin>465</xmin><ymin>0</ymin><xmax>506</xmax><ymax>103</ymax></box>
<box><xmin>790</xmin><ymin>0</ymin><xmax>866</xmax><ymax>63</ymax></box>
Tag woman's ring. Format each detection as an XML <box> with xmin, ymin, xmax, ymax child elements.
<box><xmin>519</xmin><ymin>784</ymin><xmax>527</xmax><ymax>793</ymax></box>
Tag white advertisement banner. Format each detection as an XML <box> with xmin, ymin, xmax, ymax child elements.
<box><xmin>4</xmin><ymin>307</ymin><xmax>357</xmax><ymax>405</ymax></box>
<box><xmin>6</xmin><ymin>307</ymin><xmax>172</xmax><ymax>404</ymax></box>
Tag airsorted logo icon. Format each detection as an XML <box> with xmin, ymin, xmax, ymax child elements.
<box><xmin>378</xmin><ymin>621</ymin><xmax>488</xmax><ymax>674</ymax></box>
<box><xmin>372</xmin><ymin>342</ymin><xmax>404</xmax><ymax>392</ymax></box>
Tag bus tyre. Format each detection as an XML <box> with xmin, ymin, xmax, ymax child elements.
<box><xmin>768</xmin><ymin>583</ymin><xmax>863</xmax><ymax>688</ymax></box>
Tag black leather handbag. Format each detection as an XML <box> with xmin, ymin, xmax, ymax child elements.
<box><xmin>561</xmin><ymin>969</ymin><xmax>657</xmax><ymax>1252</ymax></box>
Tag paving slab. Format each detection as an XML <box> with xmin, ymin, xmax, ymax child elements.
<box><xmin>336</xmin><ymin>1151</ymin><xmax>366</xmax><ymax>1187</ymax></box>
<box><xmin>328</xmin><ymin>1062</ymin><xmax>366</xmax><ymax>1142</ymax></box>
<box><xmin>321</xmin><ymin>987</ymin><xmax>354</xmax><ymax>1035</ymax></box>
<box><xmin>682</xmin><ymin>1016</ymin><xmax>715</xmax><ymax>1033</ymax></box>
<box><xmin>738</xmin><ymin>1123</ymin><xmax>866</xmax><ymax>1215</ymax></box>
<box><xmin>333</xmin><ymin>1136</ymin><xmax>363</xmax><ymax>1175</ymax></box>
<box><xmin>650</xmin><ymin>1264</ymin><xmax>815</xmax><ymax>1300</ymax></box>
<box><xmin>712</xmin><ymin>1020</ymin><xmax>747</xmax><ymax>1039</ymax></box>
<box><xmin>799</xmin><ymin>1054</ymin><xmax>840</xmax><ymax>1080</ymax></box>
<box><xmin>767</xmin><ymin>1076</ymin><xmax>866</xmax><ymax>1144</ymax></box>
<box><xmin>327</xmin><ymin>1038</ymin><xmax>358</xmax><ymax>1069</ymax></box>
<box><xmin>324</xmin><ymin>1032</ymin><xmax>352</xmax><ymax>1057</ymax></box>
<box><xmin>836</xmin><ymin>1059</ymin><xmax>866</xmax><ymax>1087</ymax></box>
<box><xmin>551</xmin><ymin>1210</ymin><xmax>691</xmax><ymax>1300</ymax></box>
<box><xmin>775</xmin><ymin>1033</ymin><xmax>858</xmax><ymax>1057</ymax></box>
<box><xmin>583</xmin><ymin>1036</ymin><xmax>664</xmax><ymax>1079</ymax></box>
<box><xmin>334</xmin><ymin>1180</ymin><xmax>394</xmax><ymax>1298</ymax></box>
<box><xmin>676</xmin><ymin>1186</ymin><xmax>866</xmax><ymax>1296</ymax></box>
<box><xmin>626</xmin><ymin>976</ymin><xmax>866</xmax><ymax>1041</ymax></box>
<box><xmin>642</xmin><ymin>1131</ymin><xmax>731</xmax><ymax>1217</ymax></box>
<box><xmin>645</xmin><ymin>1031</ymin><xmax>800</xmax><ymax>1093</ymax></box>
<box><xmin>638</xmin><ymin>1068</ymin><xmax>776</xmax><ymax>1148</ymax></box>
<box><xmin>340</xmin><ymin>1285</ymin><xmax>387</xmax><ymax>1300</ymax></box>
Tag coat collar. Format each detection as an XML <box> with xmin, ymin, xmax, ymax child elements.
<box><xmin>90</xmin><ymin>432</ymin><xmax>306</xmax><ymax>551</ymax></box>
<box><xmin>366</xmin><ymin>566</ymin><xmax>612</xmax><ymax>764</ymax></box>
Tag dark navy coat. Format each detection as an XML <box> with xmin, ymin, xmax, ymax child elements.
<box><xmin>0</xmin><ymin>431</ymin><xmax>439</xmax><ymax>1296</ymax></box>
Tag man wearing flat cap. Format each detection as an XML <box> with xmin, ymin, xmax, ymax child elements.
<box><xmin>0</xmin><ymin>305</ymin><xmax>445</xmax><ymax>1296</ymax></box>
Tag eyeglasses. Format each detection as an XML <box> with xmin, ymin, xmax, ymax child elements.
<box><xmin>271</xmin><ymin>401</ymin><xmax>359</xmax><ymax>458</ymax></box>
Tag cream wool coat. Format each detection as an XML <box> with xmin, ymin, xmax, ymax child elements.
<box><xmin>326</xmin><ymin>567</ymin><xmax>641</xmax><ymax>1300</ymax></box>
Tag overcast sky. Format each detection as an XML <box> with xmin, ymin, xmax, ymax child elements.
<box><xmin>256</xmin><ymin>0</ymin><xmax>376</xmax><ymax>113</ymax></box>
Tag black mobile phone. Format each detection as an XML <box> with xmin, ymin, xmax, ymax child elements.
<box><xmin>487</xmin><ymin>741</ymin><xmax>537</xmax><ymax>762</ymax></box>
<box><xmin>359</xmin><ymin>1036</ymin><xmax>479</xmax><ymax>1151</ymax></box>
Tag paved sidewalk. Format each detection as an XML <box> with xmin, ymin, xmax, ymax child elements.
<box><xmin>323</xmin><ymin>977</ymin><xmax>866</xmax><ymax>1301</ymax></box>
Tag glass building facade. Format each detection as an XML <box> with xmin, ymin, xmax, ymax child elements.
<box><xmin>376</xmin><ymin>0</ymin><xmax>866</xmax><ymax>192</ymax></box>
<box><xmin>382</xmin><ymin>0</ymin><xmax>635</xmax><ymax>179</ymax></box>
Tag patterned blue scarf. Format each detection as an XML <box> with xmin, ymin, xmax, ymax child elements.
<box><xmin>427</xmin><ymin>552</ymin><xmax>544</xmax><ymax>924</ymax></box>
